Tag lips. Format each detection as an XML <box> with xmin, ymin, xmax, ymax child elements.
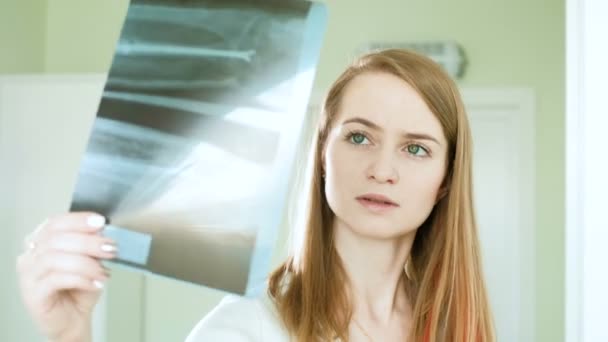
<box><xmin>356</xmin><ymin>194</ymin><xmax>399</xmax><ymax>214</ymax></box>
<box><xmin>355</xmin><ymin>193</ymin><xmax>399</xmax><ymax>206</ymax></box>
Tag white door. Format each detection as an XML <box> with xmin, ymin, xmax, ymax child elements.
<box><xmin>464</xmin><ymin>88</ymin><xmax>536</xmax><ymax>342</ymax></box>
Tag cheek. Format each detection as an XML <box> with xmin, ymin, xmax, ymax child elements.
<box><xmin>396</xmin><ymin>164</ymin><xmax>446</xmax><ymax>222</ymax></box>
<box><xmin>324</xmin><ymin>140</ymin><xmax>358</xmax><ymax>178</ymax></box>
<box><xmin>406</xmin><ymin>165</ymin><xmax>445</xmax><ymax>199</ymax></box>
<box><xmin>323</xmin><ymin>141</ymin><xmax>359</xmax><ymax>207</ymax></box>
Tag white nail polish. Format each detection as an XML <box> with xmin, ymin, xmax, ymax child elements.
<box><xmin>87</xmin><ymin>215</ymin><xmax>106</xmax><ymax>228</ymax></box>
<box><xmin>101</xmin><ymin>243</ymin><xmax>117</xmax><ymax>253</ymax></box>
<box><xmin>93</xmin><ymin>280</ymin><xmax>105</xmax><ymax>289</ymax></box>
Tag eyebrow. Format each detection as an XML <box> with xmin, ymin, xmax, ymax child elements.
<box><xmin>342</xmin><ymin>117</ymin><xmax>441</xmax><ymax>145</ymax></box>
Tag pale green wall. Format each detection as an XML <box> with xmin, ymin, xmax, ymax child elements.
<box><xmin>1</xmin><ymin>3</ymin><xmax>47</xmax><ymax>341</ymax></box>
<box><xmin>0</xmin><ymin>2</ymin><xmax>46</xmax><ymax>73</ymax></box>
<box><xmin>44</xmin><ymin>1</ymin><xmax>128</xmax><ymax>72</ymax></box>
<box><xmin>7</xmin><ymin>0</ymin><xmax>564</xmax><ymax>341</ymax></box>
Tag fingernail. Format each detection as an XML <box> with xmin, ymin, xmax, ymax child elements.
<box><xmin>93</xmin><ymin>280</ymin><xmax>105</xmax><ymax>289</ymax></box>
<box><xmin>87</xmin><ymin>215</ymin><xmax>106</xmax><ymax>229</ymax></box>
<box><xmin>101</xmin><ymin>243</ymin><xmax>117</xmax><ymax>253</ymax></box>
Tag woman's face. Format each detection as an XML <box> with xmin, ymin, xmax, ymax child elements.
<box><xmin>323</xmin><ymin>71</ymin><xmax>448</xmax><ymax>239</ymax></box>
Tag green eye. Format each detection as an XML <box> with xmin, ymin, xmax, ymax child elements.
<box><xmin>351</xmin><ymin>133</ymin><xmax>366</xmax><ymax>144</ymax></box>
<box><xmin>407</xmin><ymin>144</ymin><xmax>427</xmax><ymax>156</ymax></box>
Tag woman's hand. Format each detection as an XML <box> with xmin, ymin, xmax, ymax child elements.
<box><xmin>15</xmin><ymin>212</ymin><xmax>118</xmax><ymax>342</ymax></box>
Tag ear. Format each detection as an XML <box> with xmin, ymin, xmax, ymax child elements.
<box><xmin>435</xmin><ymin>165</ymin><xmax>452</xmax><ymax>204</ymax></box>
<box><xmin>320</xmin><ymin>143</ymin><xmax>327</xmax><ymax>174</ymax></box>
<box><xmin>321</xmin><ymin>152</ymin><xmax>325</xmax><ymax>172</ymax></box>
<box><xmin>435</xmin><ymin>186</ymin><xmax>449</xmax><ymax>204</ymax></box>
<box><xmin>435</xmin><ymin>172</ymin><xmax>451</xmax><ymax>204</ymax></box>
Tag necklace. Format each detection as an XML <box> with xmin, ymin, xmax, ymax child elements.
<box><xmin>351</xmin><ymin>318</ymin><xmax>374</xmax><ymax>342</ymax></box>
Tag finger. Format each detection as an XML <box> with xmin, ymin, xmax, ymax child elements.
<box><xmin>16</xmin><ymin>256</ymin><xmax>109</xmax><ymax>316</ymax></box>
<box><xmin>32</xmin><ymin>212</ymin><xmax>108</xmax><ymax>248</ymax></box>
<box><xmin>31</xmin><ymin>272</ymin><xmax>109</xmax><ymax>313</ymax></box>
<box><xmin>15</xmin><ymin>253</ymin><xmax>31</xmax><ymax>277</ymax></box>
<box><xmin>23</xmin><ymin>219</ymin><xmax>49</xmax><ymax>250</ymax></box>
<box><xmin>44</xmin><ymin>233</ymin><xmax>118</xmax><ymax>260</ymax></box>
<box><xmin>16</xmin><ymin>246</ymin><xmax>41</xmax><ymax>277</ymax></box>
<box><xmin>33</xmin><ymin>252</ymin><xmax>108</xmax><ymax>283</ymax></box>
<box><xmin>45</xmin><ymin>212</ymin><xmax>107</xmax><ymax>234</ymax></box>
<box><xmin>38</xmin><ymin>272</ymin><xmax>108</xmax><ymax>300</ymax></box>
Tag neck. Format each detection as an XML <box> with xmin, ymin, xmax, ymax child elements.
<box><xmin>334</xmin><ymin>220</ymin><xmax>416</xmax><ymax>325</ymax></box>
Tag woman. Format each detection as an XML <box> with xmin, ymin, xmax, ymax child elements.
<box><xmin>16</xmin><ymin>49</ymin><xmax>495</xmax><ymax>341</ymax></box>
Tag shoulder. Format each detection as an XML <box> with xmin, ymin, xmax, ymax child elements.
<box><xmin>185</xmin><ymin>292</ymin><xmax>291</xmax><ymax>342</ymax></box>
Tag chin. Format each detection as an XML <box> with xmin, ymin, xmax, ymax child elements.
<box><xmin>344</xmin><ymin>216</ymin><xmax>416</xmax><ymax>240</ymax></box>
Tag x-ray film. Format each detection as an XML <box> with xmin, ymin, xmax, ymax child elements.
<box><xmin>70</xmin><ymin>0</ymin><xmax>327</xmax><ymax>296</ymax></box>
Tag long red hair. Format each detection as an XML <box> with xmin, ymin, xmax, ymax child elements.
<box><xmin>269</xmin><ymin>49</ymin><xmax>495</xmax><ymax>341</ymax></box>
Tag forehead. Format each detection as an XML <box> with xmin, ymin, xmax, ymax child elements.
<box><xmin>336</xmin><ymin>72</ymin><xmax>445</xmax><ymax>139</ymax></box>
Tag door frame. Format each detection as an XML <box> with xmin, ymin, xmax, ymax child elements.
<box><xmin>463</xmin><ymin>87</ymin><xmax>536</xmax><ymax>341</ymax></box>
<box><xmin>565</xmin><ymin>0</ymin><xmax>608</xmax><ymax>341</ymax></box>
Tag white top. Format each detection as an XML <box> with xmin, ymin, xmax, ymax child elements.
<box><xmin>185</xmin><ymin>292</ymin><xmax>291</xmax><ymax>342</ymax></box>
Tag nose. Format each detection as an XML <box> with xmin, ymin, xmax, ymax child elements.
<box><xmin>366</xmin><ymin>150</ymin><xmax>399</xmax><ymax>184</ymax></box>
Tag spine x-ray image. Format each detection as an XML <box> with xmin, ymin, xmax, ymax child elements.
<box><xmin>70</xmin><ymin>0</ymin><xmax>327</xmax><ymax>296</ymax></box>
